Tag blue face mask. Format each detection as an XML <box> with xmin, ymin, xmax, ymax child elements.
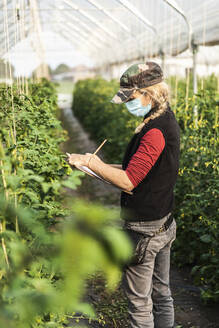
<box><xmin>125</xmin><ymin>95</ymin><xmax>152</xmax><ymax>117</ymax></box>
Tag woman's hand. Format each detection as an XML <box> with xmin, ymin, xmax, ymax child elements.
<box><xmin>85</xmin><ymin>153</ymin><xmax>101</xmax><ymax>162</ymax></box>
<box><xmin>67</xmin><ymin>153</ymin><xmax>89</xmax><ymax>167</ymax></box>
<box><xmin>67</xmin><ymin>153</ymin><xmax>101</xmax><ymax>167</ymax></box>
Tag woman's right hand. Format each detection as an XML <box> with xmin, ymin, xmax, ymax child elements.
<box><xmin>85</xmin><ymin>153</ymin><xmax>102</xmax><ymax>162</ymax></box>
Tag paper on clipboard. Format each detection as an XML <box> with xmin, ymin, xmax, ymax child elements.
<box><xmin>78</xmin><ymin>165</ymin><xmax>111</xmax><ymax>184</ymax></box>
<box><xmin>75</xmin><ymin>165</ymin><xmax>133</xmax><ymax>195</ymax></box>
<box><xmin>66</xmin><ymin>152</ymin><xmax>133</xmax><ymax>195</ymax></box>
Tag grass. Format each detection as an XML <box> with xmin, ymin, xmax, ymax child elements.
<box><xmin>84</xmin><ymin>272</ymin><xmax>129</xmax><ymax>328</ymax></box>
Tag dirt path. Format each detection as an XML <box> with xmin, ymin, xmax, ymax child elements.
<box><xmin>58</xmin><ymin>93</ymin><xmax>219</xmax><ymax>328</ymax></box>
<box><xmin>58</xmin><ymin>93</ymin><xmax>121</xmax><ymax>208</ymax></box>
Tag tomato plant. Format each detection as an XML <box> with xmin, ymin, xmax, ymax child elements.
<box><xmin>0</xmin><ymin>79</ymin><xmax>132</xmax><ymax>327</ymax></box>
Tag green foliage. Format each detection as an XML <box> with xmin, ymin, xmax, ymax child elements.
<box><xmin>0</xmin><ymin>195</ymin><xmax>132</xmax><ymax>328</ymax></box>
<box><xmin>72</xmin><ymin>74</ymin><xmax>219</xmax><ymax>302</ymax></box>
<box><xmin>0</xmin><ymin>79</ymin><xmax>70</xmax><ymax>221</ymax></box>
<box><xmin>0</xmin><ymin>79</ymin><xmax>132</xmax><ymax>327</ymax></box>
<box><xmin>168</xmin><ymin>76</ymin><xmax>219</xmax><ymax>303</ymax></box>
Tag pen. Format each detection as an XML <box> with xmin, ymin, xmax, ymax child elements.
<box><xmin>93</xmin><ymin>139</ymin><xmax>107</xmax><ymax>155</ymax></box>
<box><xmin>66</xmin><ymin>139</ymin><xmax>107</xmax><ymax>158</ymax></box>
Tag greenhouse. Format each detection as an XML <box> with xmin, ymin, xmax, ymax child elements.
<box><xmin>0</xmin><ymin>1</ymin><xmax>219</xmax><ymax>328</ymax></box>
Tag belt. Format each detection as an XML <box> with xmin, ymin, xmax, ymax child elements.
<box><xmin>154</xmin><ymin>213</ymin><xmax>174</xmax><ymax>235</ymax></box>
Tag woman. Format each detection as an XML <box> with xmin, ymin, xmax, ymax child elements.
<box><xmin>68</xmin><ymin>61</ymin><xmax>180</xmax><ymax>328</ymax></box>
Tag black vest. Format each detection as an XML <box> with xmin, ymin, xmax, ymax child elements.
<box><xmin>120</xmin><ymin>104</ymin><xmax>180</xmax><ymax>221</ymax></box>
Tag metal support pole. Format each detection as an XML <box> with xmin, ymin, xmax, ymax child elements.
<box><xmin>192</xmin><ymin>42</ymin><xmax>198</xmax><ymax>127</ymax></box>
<box><xmin>164</xmin><ymin>0</ymin><xmax>198</xmax><ymax>126</ymax></box>
<box><xmin>159</xmin><ymin>49</ymin><xmax>165</xmax><ymax>76</ymax></box>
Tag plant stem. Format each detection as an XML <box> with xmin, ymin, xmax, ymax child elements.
<box><xmin>0</xmin><ymin>222</ymin><xmax>10</xmax><ymax>269</ymax></box>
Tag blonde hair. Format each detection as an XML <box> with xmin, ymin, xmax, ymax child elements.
<box><xmin>134</xmin><ymin>81</ymin><xmax>170</xmax><ymax>134</ymax></box>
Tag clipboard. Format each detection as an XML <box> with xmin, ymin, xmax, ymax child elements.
<box><xmin>75</xmin><ymin>164</ymin><xmax>133</xmax><ymax>195</ymax></box>
<box><xmin>66</xmin><ymin>139</ymin><xmax>133</xmax><ymax>196</ymax></box>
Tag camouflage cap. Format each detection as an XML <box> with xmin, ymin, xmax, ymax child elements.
<box><xmin>110</xmin><ymin>61</ymin><xmax>163</xmax><ymax>104</ymax></box>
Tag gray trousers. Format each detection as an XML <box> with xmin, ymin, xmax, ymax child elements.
<box><xmin>121</xmin><ymin>214</ymin><xmax>176</xmax><ymax>328</ymax></box>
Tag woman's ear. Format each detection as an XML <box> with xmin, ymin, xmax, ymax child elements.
<box><xmin>140</xmin><ymin>91</ymin><xmax>150</xmax><ymax>106</ymax></box>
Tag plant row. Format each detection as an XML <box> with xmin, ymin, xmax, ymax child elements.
<box><xmin>0</xmin><ymin>79</ymin><xmax>131</xmax><ymax>328</ymax></box>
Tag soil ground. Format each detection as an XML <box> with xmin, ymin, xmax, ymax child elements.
<box><xmin>58</xmin><ymin>93</ymin><xmax>219</xmax><ymax>328</ymax></box>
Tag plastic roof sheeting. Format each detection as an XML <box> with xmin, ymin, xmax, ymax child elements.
<box><xmin>0</xmin><ymin>0</ymin><xmax>219</xmax><ymax>68</ymax></box>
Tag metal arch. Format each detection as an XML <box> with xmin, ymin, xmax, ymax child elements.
<box><xmin>40</xmin><ymin>2</ymin><xmax>118</xmax><ymax>61</ymax></box>
<box><xmin>163</xmin><ymin>0</ymin><xmax>193</xmax><ymax>50</ymax></box>
<box><xmin>64</xmin><ymin>30</ymin><xmax>102</xmax><ymax>53</ymax></box>
<box><xmin>163</xmin><ymin>0</ymin><xmax>198</xmax><ymax>125</ymax></box>
<box><xmin>55</xmin><ymin>21</ymin><xmax>102</xmax><ymax>52</ymax></box>
<box><xmin>15</xmin><ymin>21</ymin><xmax>98</xmax><ymax>60</ymax></box>
<box><xmin>106</xmin><ymin>0</ymin><xmax>217</xmax><ymax>60</ymax></box>
<box><xmin>43</xmin><ymin>7</ymin><xmax>107</xmax><ymax>45</ymax></box>
<box><xmin>50</xmin><ymin>27</ymin><xmax>98</xmax><ymax>59</ymax></box>
<box><xmin>115</xmin><ymin>0</ymin><xmax>157</xmax><ymax>35</ymax></box>
<box><xmin>49</xmin><ymin>20</ymin><xmax>93</xmax><ymax>51</ymax></box>
<box><xmin>65</xmin><ymin>21</ymin><xmax>103</xmax><ymax>48</ymax></box>
<box><xmin>85</xmin><ymin>0</ymin><xmax>132</xmax><ymax>34</ymax></box>
<box><xmin>1</xmin><ymin>0</ymin><xmax>153</xmax><ymax>53</ymax></box>
<box><xmin>54</xmin><ymin>28</ymin><xmax>87</xmax><ymax>49</ymax></box>
<box><xmin>40</xmin><ymin>2</ymin><xmax>154</xmax><ymax>65</ymax></box>
<box><xmin>42</xmin><ymin>2</ymin><xmax>137</xmax><ymax>59</ymax></box>
<box><xmin>57</xmin><ymin>29</ymin><xmax>100</xmax><ymax>59</ymax></box>
<box><xmin>0</xmin><ymin>0</ymin><xmax>159</xmax><ymax>62</ymax></box>
<box><xmin>114</xmin><ymin>0</ymin><xmax>165</xmax><ymax>65</ymax></box>
<box><xmin>54</xmin><ymin>27</ymin><xmax>102</xmax><ymax>58</ymax></box>
<box><xmin>41</xmin><ymin>8</ymin><xmax>104</xmax><ymax>52</ymax></box>
<box><xmin>62</xmin><ymin>0</ymin><xmax>118</xmax><ymax>40</ymax></box>
<box><xmin>53</xmin><ymin>10</ymin><xmax>109</xmax><ymax>46</ymax></box>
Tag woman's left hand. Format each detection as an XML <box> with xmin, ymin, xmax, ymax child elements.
<box><xmin>67</xmin><ymin>153</ymin><xmax>91</xmax><ymax>167</ymax></box>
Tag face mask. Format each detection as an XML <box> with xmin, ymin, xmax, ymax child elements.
<box><xmin>125</xmin><ymin>95</ymin><xmax>152</xmax><ymax>117</ymax></box>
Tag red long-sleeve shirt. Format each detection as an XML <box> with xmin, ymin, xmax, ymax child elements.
<box><xmin>125</xmin><ymin>128</ymin><xmax>165</xmax><ymax>188</ymax></box>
